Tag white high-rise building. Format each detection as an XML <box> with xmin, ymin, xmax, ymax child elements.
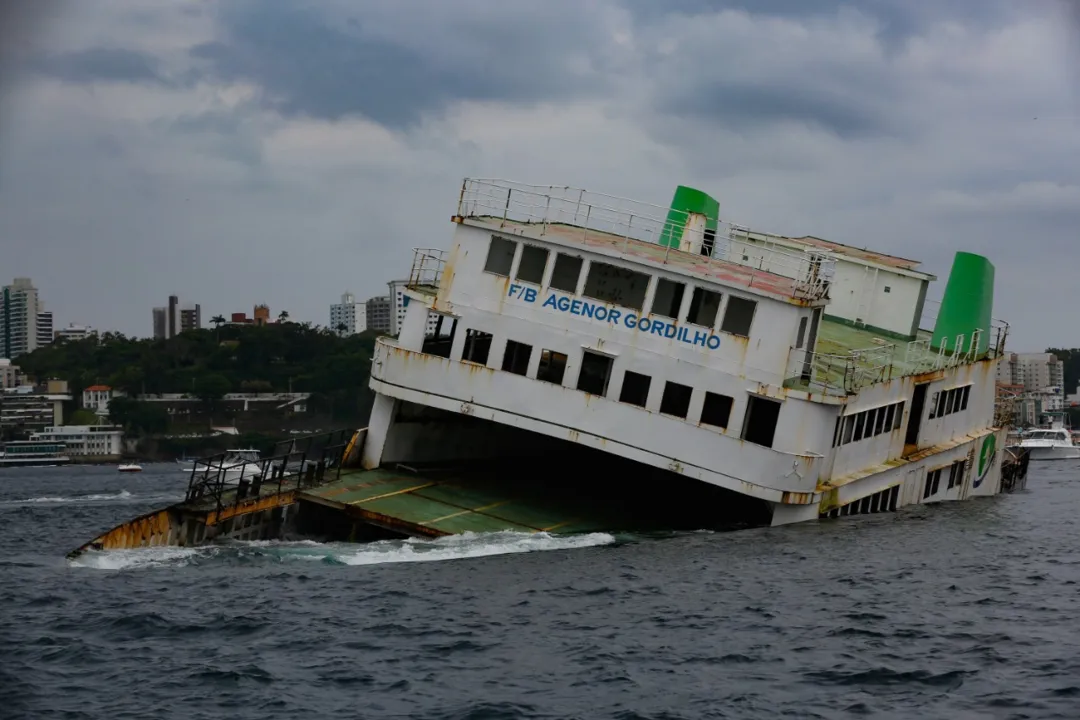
<box><xmin>330</xmin><ymin>293</ymin><xmax>368</xmax><ymax>336</ymax></box>
<box><xmin>55</xmin><ymin>323</ymin><xmax>97</xmax><ymax>342</ymax></box>
<box><xmin>0</xmin><ymin>278</ymin><xmax>42</xmax><ymax>359</ymax></box>
<box><xmin>36</xmin><ymin>310</ymin><xmax>53</xmax><ymax>348</ymax></box>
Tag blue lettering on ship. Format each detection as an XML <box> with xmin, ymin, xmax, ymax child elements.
<box><xmin>507</xmin><ymin>285</ymin><xmax>721</xmax><ymax>350</ymax></box>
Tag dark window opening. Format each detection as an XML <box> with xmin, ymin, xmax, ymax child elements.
<box><xmin>700</xmin><ymin>392</ymin><xmax>734</xmax><ymax>429</ymax></box>
<box><xmin>721</xmin><ymin>296</ymin><xmax>757</xmax><ymax>337</ymax></box>
<box><xmin>884</xmin><ymin>286</ymin><xmax>891</xmax><ymax>293</ymax></box>
<box><xmin>462</xmin><ymin>329</ymin><xmax>492</xmax><ymax>365</ymax></box>
<box><xmin>549</xmin><ymin>253</ymin><xmax>583</xmax><ymax>293</ymax></box>
<box><xmin>660</xmin><ymin>381</ymin><xmax>693</xmax><ymax>419</ymax></box>
<box><xmin>874</xmin><ymin>407</ymin><xmax>887</xmax><ymax>435</ymax></box>
<box><xmin>577</xmin><ymin>351</ymin><xmax>614</xmax><ymax>397</ymax></box>
<box><xmin>893</xmin><ymin>401</ymin><xmax>905</xmax><ymax>430</ymax></box>
<box><xmin>652</xmin><ymin>279</ymin><xmax>685</xmax><ymax>319</ymax></box>
<box><xmin>905</xmin><ymin>385</ymin><xmax>928</xmax><ymax>446</ymax></box>
<box><xmin>582</xmin><ymin>261</ymin><xmax>649</xmax><ymax>310</ymax></box>
<box><xmin>842</xmin><ymin>415</ymin><xmax>854</xmax><ymax>444</ymax></box>
<box><xmin>502</xmin><ymin>340</ymin><xmax>532</xmax><ymax>376</ymax></box>
<box><xmin>833</xmin><ymin>416</ymin><xmax>843</xmax><ymax>447</ymax></box>
<box><xmin>537</xmin><ymin>350</ymin><xmax>567</xmax><ymax>385</ymax></box>
<box><xmin>947</xmin><ymin>460</ymin><xmax>965</xmax><ymax>489</ymax></box>
<box><xmin>516</xmin><ymin>245</ymin><xmax>549</xmax><ymax>284</ymax></box>
<box><xmin>923</xmin><ymin>468</ymin><xmax>942</xmax><ymax>499</ymax></box>
<box><xmin>960</xmin><ymin>385</ymin><xmax>970</xmax><ymax>411</ymax></box>
<box><xmin>619</xmin><ymin>371</ymin><xmax>651</xmax><ymax>408</ymax></box>
<box><xmin>853</xmin><ymin>413</ymin><xmax>866</xmax><ymax>442</ymax></box>
<box><xmin>796</xmin><ymin>316</ymin><xmax>808</xmax><ymax>349</ymax></box>
<box><xmin>420</xmin><ymin>315</ymin><xmax>456</xmax><ymax>358</ymax></box>
<box><xmin>936</xmin><ymin>390</ymin><xmax>948</xmax><ymax>418</ymax></box>
<box><xmin>687</xmin><ymin>287</ymin><xmax>721</xmax><ymax>327</ymax></box>
<box><xmin>484</xmin><ymin>236</ymin><xmax>516</xmax><ymax>276</ymax></box>
<box><xmin>743</xmin><ymin>395</ymin><xmax>781</xmax><ymax>448</ymax></box>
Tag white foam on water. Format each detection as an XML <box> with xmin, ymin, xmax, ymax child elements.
<box><xmin>1</xmin><ymin>489</ymin><xmax>137</xmax><ymax>506</ymax></box>
<box><xmin>327</xmin><ymin>530</ymin><xmax>616</xmax><ymax>566</ymax></box>
<box><xmin>69</xmin><ymin>545</ymin><xmax>204</xmax><ymax>570</ymax></box>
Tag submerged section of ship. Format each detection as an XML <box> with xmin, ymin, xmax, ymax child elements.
<box><xmin>68</xmin><ymin>178</ymin><xmax>1030</xmax><ymax>558</ymax></box>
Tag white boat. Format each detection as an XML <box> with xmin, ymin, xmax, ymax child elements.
<box><xmin>1010</xmin><ymin>424</ymin><xmax>1080</xmax><ymax>461</ymax></box>
<box><xmin>118</xmin><ymin>463</ymin><xmax>143</xmax><ymax>473</ymax></box>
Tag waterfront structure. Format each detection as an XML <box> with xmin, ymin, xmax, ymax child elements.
<box><xmin>30</xmin><ymin>425</ymin><xmax>123</xmax><ymax>459</ymax></box>
<box><xmin>36</xmin><ymin>310</ymin><xmax>53</xmax><ymax>348</ymax></box>
<box><xmin>1</xmin><ymin>383</ymin><xmax>72</xmax><ymax>436</ymax></box>
<box><xmin>996</xmin><ymin>352</ymin><xmax>1065</xmax><ymax>426</ymax></box>
<box><xmin>0</xmin><ymin>278</ymin><xmax>43</xmax><ymax>359</ymax></box>
<box><xmin>330</xmin><ymin>293</ymin><xmax>367</xmax><ymax>336</ymax></box>
<box><xmin>0</xmin><ymin>359</ymin><xmax>23</xmax><ymax>389</ymax></box>
<box><xmin>153</xmin><ymin>295</ymin><xmax>200</xmax><ymax>338</ymax></box>
<box><xmin>228</xmin><ymin>305</ymin><xmax>272</xmax><ymax>326</ymax></box>
<box><xmin>366</xmin><ymin>295</ymin><xmax>392</xmax><ymax>334</ymax></box>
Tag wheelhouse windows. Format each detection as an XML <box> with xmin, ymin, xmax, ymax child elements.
<box><xmin>742</xmin><ymin>395</ymin><xmax>781</xmax><ymax>448</ymax></box>
<box><xmin>502</xmin><ymin>340</ymin><xmax>531</xmax><ymax>376</ymax></box>
<box><xmin>721</xmin><ymin>296</ymin><xmax>756</xmax><ymax>337</ymax></box>
<box><xmin>484</xmin><ymin>236</ymin><xmax>516</xmax><ymax>276</ymax></box>
<box><xmin>537</xmin><ymin>350</ymin><xmax>567</xmax><ymax>385</ymax></box>
<box><xmin>700</xmin><ymin>392</ymin><xmax>733</xmax><ymax>429</ymax></box>
<box><xmin>619</xmin><ymin>371</ymin><xmax>651</xmax><ymax>408</ymax></box>
<box><xmin>577</xmin><ymin>351</ymin><xmax>614</xmax><ymax>397</ymax></box>
<box><xmin>687</xmin><ymin>287</ymin><xmax>721</xmax><ymax>327</ymax></box>
<box><xmin>515</xmin><ymin>245</ymin><xmax>548</xmax><ymax>284</ymax></box>
<box><xmin>833</xmin><ymin>399</ymin><xmax>905</xmax><ymax>447</ymax></box>
<box><xmin>928</xmin><ymin>385</ymin><xmax>972</xmax><ymax>419</ymax></box>
<box><xmin>462</xmin><ymin>329</ymin><xmax>492</xmax><ymax>365</ymax></box>
<box><xmin>652</xmin><ymin>279</ymin><xmax>686</xmax><ymax>319</ymax></box>
<box><xmin>420</xmin><ymin>313</ymin><xmax>456</xmax><ymax>358</ymax></box>
<box><xmin>660</xmin><ymin>381</ymin><xmax>693</xmax><ymax>419</ymax></box>
<box><xmin>582</xmin><ymin>262</ymin><xmax>648</xmax><ymax>310</ymax></box>
<box><xmin>549</xmin><ymin>253</ymin><xmax>583</xmax><ymax>293</ymax></box>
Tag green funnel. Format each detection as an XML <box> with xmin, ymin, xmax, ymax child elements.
<box><xmin>659</xmin><ymin>185</ymin><xmax>719</xmax><ymax>249</ymax></box>
<box><xmin>932</xmin><ymin>251</ymin><xmax>994</xmax><ymax>355</ymax></box>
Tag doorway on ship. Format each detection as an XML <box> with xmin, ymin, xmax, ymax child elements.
<box><xmin>904</xmin><ymin>382</ymin><xmax>929</xmax><ymax>452</ymax></box>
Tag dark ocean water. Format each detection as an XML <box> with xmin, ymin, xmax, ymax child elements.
<box><xmin>1</xmin><ymin>462</ymin><xmax>1078</xmax><ymax>719</ymax></box>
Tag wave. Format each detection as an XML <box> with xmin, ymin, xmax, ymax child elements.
<box><xmin>0</xmin><ymin>489</ymin><xmax>138</xmax><ymax>506</ymax></box>
<box><xmin>69</xmin><ymin>531</ymin><xmax>616</xmax><ymax>571</ymax></box>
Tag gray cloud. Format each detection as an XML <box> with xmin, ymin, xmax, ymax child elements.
<box><xmin>0</xmin><ymin>0</ymin><xmax>1077</xmax><ymax>352</ymax></box>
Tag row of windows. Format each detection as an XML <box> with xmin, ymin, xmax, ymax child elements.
<box><xmin>484</xmin><ymin>236</ymin><xmax>757</xmax><ymax>338</ymax></box>
<box><xmin>438</xmin><ymin>322</ymin><xmax>782</xmax><ymax>448</ymax></box>
<box><xmin>929</xmin><ymin>385</ymin><xmax>971</xmax><ymax>419</ymax></box>
<box><xmin>832</xmin><ymin>400</ymin><xmax>906</xmax><ymax>448</ymax></box>
<box><xmin>924</xmin><ymin>459</ymin><xmax>966</xmax><ymax>499</ymax></box>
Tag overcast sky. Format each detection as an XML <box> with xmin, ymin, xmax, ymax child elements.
<box><xmin>1</xmin><ymin>0</ymin><xmax>1078</xmax><ymax>350</ymax></box>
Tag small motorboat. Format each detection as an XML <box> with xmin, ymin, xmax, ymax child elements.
<box><xmin>118</xmin><ymin>463</ymin><xmax>143</xmax><ymax>473</ymax></box>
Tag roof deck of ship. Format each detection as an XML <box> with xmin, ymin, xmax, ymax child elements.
<box><xmin>785</xmin><ymin>310</ymin><xmax>1009</xmax><ymax>397</ymax></box>
<box><xmin>453</xmin><ymin>179</ymin><xmax>834</xmax><ymax>304</ymax></box>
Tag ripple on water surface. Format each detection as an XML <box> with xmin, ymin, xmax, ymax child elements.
<box><xmin>2</xmin><ymin>463</ymin><xmax>1080</xmax><ymax>719</ymax></box>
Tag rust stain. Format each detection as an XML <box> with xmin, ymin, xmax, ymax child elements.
<box><xmin>781</xmin><ymin>491</ymin><xmax>813</xmax><ymax>505</ymax></box>
<box><xmin>205</xmin><ymin>491</ymin><xmax>296</xmax><ymax>526</ymax></box>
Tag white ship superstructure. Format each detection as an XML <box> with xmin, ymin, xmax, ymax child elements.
<box><xmin>357</xmin><ymin>179</ymin><xmax>1025</xmax><ymax>527</ymax></box>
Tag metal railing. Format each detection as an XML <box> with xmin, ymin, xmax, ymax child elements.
<box><xmin>455</xmin><ymin>178</ymin><xmax>835</xmax><ymax>301</ymax></box>
<box><xmin>789</xmin><ymin>343</ymin><xmax>897</xmax><ymax>396</ymax></box>
<box><xmin>183</xmin><ymin>429</ymin><xmax>355</xmax><ymax>519</ymax></box>
<box><xmin>917</xmin><ymin>299</ymin><xmax>1010</xmax><ymax>359</ymax></box>
<box><xmin>407</xmin><ymin>248</ymin><xmax>447</xmax><ymax>290</ymax></box>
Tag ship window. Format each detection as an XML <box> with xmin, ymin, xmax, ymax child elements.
<box><xmin>484</xmin><ymin>236</ymin><xmax>516</xmax><ymax>276</ymax></box>
<box><xmin>893</xmin><ymin>401</ymin><xmax>905</xmax><ymax>430</ymax></box>
<box><xmin>833</xmin><ymin>416</ymin><xmax>842</xmax><ymax>447</ymax></box>
<box><xmin>549</xmin><ymin>254</ymin><xmax>583</xmax><ymax>293</ymax></box>
<box><xmin>884</xmin><ymin>286</ymin><xmax>891</xmax><ymax>293</ymax></box>
<box><xmin>420</xmin><ymin>315</ymin><xmax>456</xmax><ymax>358</ymax></box>
<box><xmin>660</xmin><ymin>381</ymin><xmax>693</xmax><ymax>419</ymax></box>
<box><xmin>502</xmin><ymin>340</ymin><xmax>532</xmax><ymax>376</ymax></box>
<box><xmin>947</xmin><ymin>459</ymin><xmax>965</xmax><ymax>489</ymax></box>
<box><xmin>721</xmin><ymin>297</ymin><xmax>757</xmax><ymax>337</ymax></box>
<box><xmin>652</xmin><ymin>279</ymin><xmax>685</xmax><ymax>319</ymax></box>
<box><xmin>946</xmin><ymin>388</ymin><xmax>959</xmax><ymax>415</ymax></box>
<box><xmin>619</xmin><ymin>371</ymin><xmax>651</xmax><ymax>408</ymax></box>
<box><xmin>462</xmin><ymin>329</ymin><xmax>492</xmax><ymax>366</ymax></box>
<box><xmin>537</xmin><ymin>350</ymin><xmax>567</xmax><ymax>385</ymax></box>
<box><xmin>742</xmin><ymin>395</ymin><xmax>781</xmax><ymax>448</ymax></box>
<box><xmin>936</xmin><ymin>390</ymin><xmax>948</xmax><ymax>418</ymax></box>
<box><xmin>853</xmin><ymin>413</ymin><xmax>866</xmax><ymax>442</ymax></box>
<box><xmin>960</xmin><ymin>385</ymin><xmax>970</xmax><ymax>411</ymax></box>
<box><xmin>700</xmin><ymin>392</ymin><xmax>733</xmax><ymax>429</ymax></box>
<box><xmin>687</xmin><ymin>287</ymin><xmax>721</xmax><ymax>327</ymax></box>
<box><xmin>516</xmin><ymin>245</ymin><xmax>549</xmax><ymax>285</ymax></box>
<box><xmin>577</xmin><ymin>351</ymin><xmax>613</xmax><ymax>397</ymax></box>
<box><xmin>842</xmin><ymin>415</ymin><xmax>854</xmax><ymax>444</ymax></box>
<box><xmin>795</xmin><ymin>316</ymin><xmax>808</xmax><ymax>349</ymax></box>
<box><xmin>873</xmin><ymin>407</ymin><xmax>887</xmax><ymax>435</ymax></box>
<box><xmin>923</xmin><ymin>468</ymin><xmax>943</xmax><ymax>499</ymax></box>
<box><xmin>883</xmin><ymin>404</ymin><xmax>895</xmax><ymax>432</ymax></box>
<box><xmin>583</xmin><ymin>262</ymin><xmax>649</xmax><ymax>310</ymax></box>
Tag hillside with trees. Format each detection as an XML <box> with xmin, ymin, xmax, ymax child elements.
<box><xmin>16</xmin><ymin>321</ymin><xmax>381</xmax><ymax>436</ymax></box>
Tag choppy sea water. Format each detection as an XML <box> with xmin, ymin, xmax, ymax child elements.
<box><xmin>1</xmin><ymin>463</ymin><xmax>1078</xmax><ymax>719</ymax></box>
